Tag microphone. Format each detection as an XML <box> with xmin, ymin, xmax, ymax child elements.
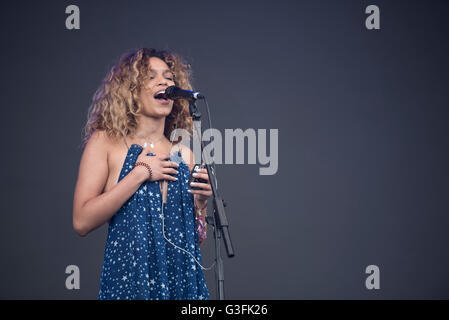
<box><xmin>164</xmin><ymin>86</ymin><xmax>205</xmax><ymax>101</ymax></box>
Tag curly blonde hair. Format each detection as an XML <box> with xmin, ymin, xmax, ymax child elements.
<box><xmin>81</xmin><ymin>47</ymin><xmax>194</xmax><ymax>149</ymax></box>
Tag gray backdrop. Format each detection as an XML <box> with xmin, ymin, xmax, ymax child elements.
<box><xmin>1</xmin><ymin>0</ymin><xmax>448</xmax><ymax>299</ymax></box>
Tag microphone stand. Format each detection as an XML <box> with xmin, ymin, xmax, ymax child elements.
<box><xmin>189</xmin><ymin>99</ymin><xmax>235</xmax><ymax>300</ymax></box>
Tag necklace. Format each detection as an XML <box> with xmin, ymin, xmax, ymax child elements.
<box><xmin>135</xmin><ymin>133</ymin><xmax>165</xmax><ymax>149</ymax></box>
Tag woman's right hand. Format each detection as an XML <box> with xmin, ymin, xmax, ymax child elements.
<box><xmin>133</xmin><ymin>146</ymin><xmax>179</xmax><ymax>182</ymax></box>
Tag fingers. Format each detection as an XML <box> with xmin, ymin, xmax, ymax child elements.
<box><xmin>163</xmin><ymin>167</ymin><xmax>179</xmax><ymax>175</ymax></box>
<box><xmin>162</xmin><ymin>160</ymin><xmax>179</xmax><ymax>168</ymax></box>
<box><xmin>189</xmin><ymin>181</ymin><xmax>211</xmax><ymax>191</ymax></box>
<box><xmin>162</xmin><ymin>174</ymin><xmax>178</xmax><ymax>182</ymax></box>
<box><xmin>187</xmin><ymin>188</ymin><xmax>212</xmax><ymax>196</ymax></box>
<box><xmin>191</xmin><ymin>171</ymin><xmax>209</xmax><ymax>182</ymax></box>
<box><xmin>189</xmin><ymin>167</ymin><xmax>212</xmax><ymax>195</ymax></box>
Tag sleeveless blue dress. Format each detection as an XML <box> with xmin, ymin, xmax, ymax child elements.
<box><xmin>98</xmin><ymin>143</ymin><xmax>210</xmax><ymax>300</ymax></box>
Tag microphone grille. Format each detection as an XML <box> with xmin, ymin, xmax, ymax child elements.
<box><xmin>164</xmin><ymin>85</ymin><xmax>177</xmax><ymax>98</ymax></box>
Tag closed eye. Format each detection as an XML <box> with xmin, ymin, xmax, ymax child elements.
<box><xmin>149</xmin><ymin>76</ymin><xmax>173</xmax><ymax>80</ymax></box>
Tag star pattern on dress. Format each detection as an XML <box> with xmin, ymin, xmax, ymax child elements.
<box><xmin>98</xmin><ymin>144</ymin><xmax>210</xmax><ymax>300</ymax></box>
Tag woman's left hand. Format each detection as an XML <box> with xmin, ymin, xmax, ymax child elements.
<box><xmin>188</xmin><ymin>168</ymin><xmax>212</xmax><ymax>206</ymax></box>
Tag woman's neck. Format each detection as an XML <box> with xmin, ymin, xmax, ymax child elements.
<box><xmin>134</xmin><ymin>116</ymin><xmax>165</xmax><ymax>140</ymax></box>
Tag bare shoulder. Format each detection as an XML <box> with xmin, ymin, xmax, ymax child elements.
<box><xmin>78</xmin><ymin>129</ymin><xmax>113</xmax><ymax>178</ymax></box>
<box><xmin>83</xmin><ymin>129</ymin><xmax>117</xmax><ymax>158</ymax></box>
<box><xmin>86</xmin><ymin>129</ymin><xmax>111</xmax><ymax>148</ymax></box>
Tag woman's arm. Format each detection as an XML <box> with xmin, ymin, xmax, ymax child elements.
<box><xmin>72</xmin><ymin>130</ymin><xmax>148</xmax><ymax>236</ymax></box>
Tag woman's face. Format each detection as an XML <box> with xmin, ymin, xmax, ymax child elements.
<box><xmin>138</xmin><ymin>57</ymin><xmax>175</xmax><ymax>118</ymax></box>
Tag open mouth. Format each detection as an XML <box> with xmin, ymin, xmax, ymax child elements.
<box><xmin>153</xmin><ymin>91</ymin><xmax>170</xmax><ymax>105</ymax></box>
<box><xmin>154</xmin><ymin>91</ymin><xmax>169</xmax><ymax>102</ymax></box>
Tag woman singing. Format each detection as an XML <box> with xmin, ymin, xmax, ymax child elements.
<box><xmin>72</xmin><ymin>48</ymin><xmax>211</xmax><ymax>300</ymax></box>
